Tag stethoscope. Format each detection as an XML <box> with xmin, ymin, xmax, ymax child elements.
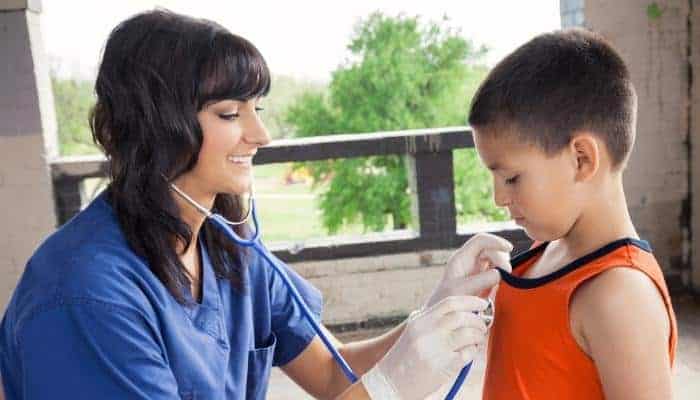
<box><xmin>170</xmin><ymin>182</ymin><xmax>495</xmax><ymax>400</ymax></box>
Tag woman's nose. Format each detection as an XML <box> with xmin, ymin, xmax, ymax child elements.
<box><xmin>244</xmin><ymin>113</ymin><xmax>271</xmax><ymax>147</ymax></box>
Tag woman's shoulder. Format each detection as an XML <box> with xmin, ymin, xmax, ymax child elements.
<box><xmin>34</xmin><ymin>192</ymin><xmax>124</xmax><ymax>258</ymax></box>
<box><xmin>10</xmin><ymin>195</ymin><xmax>165</xmax><ymax>328</ymax></box>
<box><xmin>32</xmin><ymin>195</ymin><xmax>146</xmax><ymax>286</ymax></box>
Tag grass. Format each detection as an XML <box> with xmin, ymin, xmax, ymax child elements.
<box><xmin>253</xmin><ymin>163</ymin><xmax>372</xmax><ymax>243</ymax></box>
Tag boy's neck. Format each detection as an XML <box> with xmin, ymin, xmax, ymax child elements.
<box><xmin>547</xmin><ymin>178</ymin><xmax>639</xmax><ymax>270</ymax></box>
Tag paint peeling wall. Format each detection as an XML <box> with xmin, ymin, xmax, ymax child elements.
<box><xmin>580</xmin><ymin>0</ymin><xmax>691</xmax><ymax>284</ymax></box>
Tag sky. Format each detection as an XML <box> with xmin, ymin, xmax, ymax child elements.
<box><xmin>40</xmin><ymin>0</ymin><xmax>561</xmax><ymax>82</ymax></box>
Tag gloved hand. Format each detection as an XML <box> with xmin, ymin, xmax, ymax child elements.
<box><xmin>361</xmin><ymin>296</ymin><xmax>489</xmax><ymax>400</ymax></box>
<box><xmin>423</xmin><ymin>233</ymin><xmax>513</xmax><ymax>310</ymax></box>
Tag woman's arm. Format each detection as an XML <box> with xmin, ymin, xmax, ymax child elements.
<box><xmin>281</xmin><ymin>233</ymin><xmax>512</xmax><ymax>399</ymax></box>
<box><xmin>283</xmin><ymin>296</ymin><xmax>490</xmax><ymax>400</ymax></box>
<box><xmin>281</xmin><ymin>322</ymin><xmax>405</xmax><ymax>399</ymax></box>
<box><xmin>572</xmin><ymin>267</ymin><xmax>673</xmax><ymax>400</ymax></box>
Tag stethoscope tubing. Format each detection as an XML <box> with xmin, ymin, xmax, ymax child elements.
<box><xmin>207</xmin><ymin>200</ymin><xmax>481</xmax><ymax>399</ymax></box>
<box><xmin>208</xmin><ymin>202</ymin><xmax>358</xmax><ymax>383</ymax></box>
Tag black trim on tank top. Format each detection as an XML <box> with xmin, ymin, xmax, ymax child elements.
<box><xmin>495</xmin><ymin>238</ymin><xmax>652</xmax><ymax>289</ymax></box>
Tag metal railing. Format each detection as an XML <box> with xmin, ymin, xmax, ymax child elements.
<box><xmin>50</xmin><ymin>127</ymin><xmax>529</xmax><ymax>263</ymax></box>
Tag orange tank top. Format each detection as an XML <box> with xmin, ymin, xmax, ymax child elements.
<box><xmin>482</xmin><ymin>238</ymin><xmax>677</xmax><ymax>400</ymax></box>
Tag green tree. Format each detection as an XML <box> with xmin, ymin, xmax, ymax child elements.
<box><xmin>453</xmin><ymin>65</ymin><xmax>509</xmax><ymax>224</ymax></box>
<box><xmin>262</xmin><ymin>75</ymin><xmax>325</xmax><ymax>139</ymax></box>
<box><xmin>51</xmin><ymin>76</ymin><xmax>99</xmax><ymax>155</ymax></box>
<box><xmin>286</xmin><ymin>12</ymin><xmax>505</xmax><ymax>233</ymax></box>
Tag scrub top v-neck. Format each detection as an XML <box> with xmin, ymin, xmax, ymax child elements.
<box><xmin>0</xmin><ymin>192</ymin><xmax>323</xmax><ymax>400</ymax></box>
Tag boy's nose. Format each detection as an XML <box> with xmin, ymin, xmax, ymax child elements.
<box><xmin>493</xmin><ymin>183</ymin><xmax>511</xmax><ymax>207</ymax></box>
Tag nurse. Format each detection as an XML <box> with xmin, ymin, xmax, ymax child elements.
<box><xmin>0</xmin><ymin>10</ymin><xmax>512</xmax><ymax>400</ymax></box>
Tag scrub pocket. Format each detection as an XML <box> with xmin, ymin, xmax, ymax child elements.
<box><xmin>246</xmin><ymin>333</ymin><xmax>277</xmax><ymax>400</ymax></box>
<box><xmin>179</xmin><ymin>391</ymin><xmax>195</xmax><ymax>400</ymax></box>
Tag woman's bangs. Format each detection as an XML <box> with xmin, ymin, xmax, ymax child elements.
<box><xmin>198</xmin><ymin>33</ymin><xmax>271</xmax><ymax>107</ymax></box>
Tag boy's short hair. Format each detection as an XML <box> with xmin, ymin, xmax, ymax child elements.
<box><xmin>468</xmin><ymin>28</ymin><xmax>637</xmax><ymax>169</ymax></box>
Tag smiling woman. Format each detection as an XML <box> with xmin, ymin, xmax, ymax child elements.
<box><xmin>187</xmin><ymin>98</ymin><xmax>268</xmax><ymax>198</ymax></box>
<box><xmin>88</xmin><ymin>9</ymin><xmax>271</xmax><ymax>302</ymax></box>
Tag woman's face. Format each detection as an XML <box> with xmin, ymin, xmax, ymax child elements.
<box><xmin>175</xmin><ymin>98</ymin><xmax>270</xmax><ymax>200</ymax></box>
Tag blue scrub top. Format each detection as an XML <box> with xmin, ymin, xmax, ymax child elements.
<box><xmin>0</xmin><ymin>193</ymin><xmax>323</xmax><ymax>399</ymax></box>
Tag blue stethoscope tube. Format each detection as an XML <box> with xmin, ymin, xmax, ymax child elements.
<box><xmin>173</xmin><ymin>182</ymin><xmax>484</xmax><ymax>399</ymax></box>
<box><xmin>445</xmin><ymin>363</ymin><xmax>473</xmax><ymax>399</ymax></box>
<box><xmin>207</xmin><ymin>200</ymin><xmax>359</xmax><ymax>384</ymax></box>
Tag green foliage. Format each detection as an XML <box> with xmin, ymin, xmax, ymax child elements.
<box><xmin>286</xmin><ymin>12</ymin><xmax>505</xmax><ymax>233</ymax></box>
<box><xmin>261</xmin><ymin>75</ymin><xmax>325</xmax><ymax>139</ymax></box>
<box><xmin>646</xmin><ymin>2</ymin><xmax>664</xmax><ymax>20</ymax></box>
<box><xmin>51</xmin><ymin>76</ymin><xmax>99</xmax><ymax>155</ymax></box>
<box><xmin>453</xmin><ymin>149</ymin><xmax>508</xmax><ymax>223</ymax></box>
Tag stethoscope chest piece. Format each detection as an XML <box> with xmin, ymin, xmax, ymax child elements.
<box><xmin>479</xmin><ymin>298</ymin><xmax>495</xmax><ymax>329</ymax></box>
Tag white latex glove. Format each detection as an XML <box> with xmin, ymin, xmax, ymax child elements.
<box><xmin>424</xmin><ymin>233</ymin><xmax>513</xmax><ymax>310</ymax></box>
<box><xmin>361</xmin><ymin>296</ymin><xmax>489</xmax><ymax>400</ymax></box>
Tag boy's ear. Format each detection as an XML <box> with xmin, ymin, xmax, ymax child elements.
<box><xmin>569</xmin><ymin>133</ymin><xmax>600</xmax><ymax>182</ymax></box>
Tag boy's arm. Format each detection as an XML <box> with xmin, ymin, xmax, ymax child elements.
<box><xmin>572</xmin><ymin>267</ymin><xmax>672</xmax><ymax>400</ymax></box>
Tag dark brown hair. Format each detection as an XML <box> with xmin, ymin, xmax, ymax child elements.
<box><xmin>90</xmin><ymin>9</ymin><xmax>270</xmax><ymax>303</ymax></box>
<box><xmin>468</xmin><ymin>28</ymin><xmax>637</xmax><ymax>169</ymax></box>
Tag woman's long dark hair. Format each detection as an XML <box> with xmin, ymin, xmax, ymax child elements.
<box><xmin>90</xmin><ymin>9</ymin><xmax>271</xmax><ymax>303</ymax></box>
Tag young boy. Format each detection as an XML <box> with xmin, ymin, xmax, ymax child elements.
<box><xmin>469</xmin><ymin>29</ymin><xmax>677</xmax><ymax>399</ymax></box>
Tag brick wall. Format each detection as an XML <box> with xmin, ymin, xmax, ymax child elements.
<box><xmin>690</xmin><ymin>1</ymin><xmax>700</xmax><ymax>291</ymax></box>
<box><xmin>291</xmin><ymin>250</ymin><xmax>452</xmax><ymax>326</ymax></box>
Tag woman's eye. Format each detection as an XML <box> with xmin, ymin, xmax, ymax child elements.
<box><xmin>220</xmin><ymin>113</ymin><xmax>239</xmax><ymax>120</ymax></box>
<box><xmin>505</xmin><ymin>175</ymin><xmax>519</xmax><ymax>185</ymax></box>
<box><xmin>255</xmin><ymin>107</ymin><xmax>264</xmax><ymax>112</ymax></box>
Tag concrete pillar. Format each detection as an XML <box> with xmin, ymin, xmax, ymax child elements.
<box><xmin>561</xmin><ymin>0</ymin><xmax>692</xmax><ymax>287</ymax></box>
<box><xmin>0</xmin><ymin>0</ymin><xmax>58</xmax><ymax>311</ymax></box>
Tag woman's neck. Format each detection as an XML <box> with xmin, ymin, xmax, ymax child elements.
<box><xmin>170</xmin><ymin>179</ymin><xmax>214</xmax><ymax>302</ymax></box>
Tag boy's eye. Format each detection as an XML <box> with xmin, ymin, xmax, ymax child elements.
<box><xmin>505</xmin><ymin>175</ymin><xmax>519</xmax><ymax>185</ymax></box>
<box><xmin>220</xmin><ymin>113</ymin><xmax>239</xmax><ymax>120</ymax></box>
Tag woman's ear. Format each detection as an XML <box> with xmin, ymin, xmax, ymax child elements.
<box><xmin>569</xmin><ymin>133</ymin><xmax>600</xmax><ymax>182</ymax></box>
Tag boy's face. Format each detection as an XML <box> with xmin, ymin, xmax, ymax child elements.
<box><xmin>474</xmin><ymin>129</ymin><xmax>582</xmax><ymax>242</ymax></box>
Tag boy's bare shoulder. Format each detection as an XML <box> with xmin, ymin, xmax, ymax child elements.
<box><xmin>570</xmin><ymin>267</ymin><xmax>670</xmax><ymax>355</ymax></box>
